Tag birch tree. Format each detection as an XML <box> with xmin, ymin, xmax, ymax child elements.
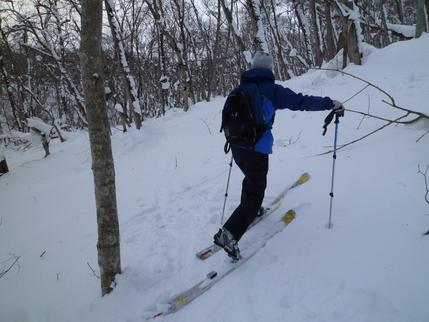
<box><xmin>220</xmin><ymin>0</ymin><xmax>249</xmax><ymax>69</ymax></box>
<box><xmin>415</xmin><ymin>0</ymin><xmax>428</xmax><ymax>38</ymax></box>
<box><xmin>105</xmin><ymin>0</ymin><xmax>142</xmax><ymax>130</ymax></box>
<box><xmin>330</xmin><ymin>0</ymin><xmax>361</xmax><ymax>68</ymax></box>
<box><xmin>309</xmin><ymin>0</ymin><xmax>323</xmax><ymax>67</ymax></box>
<box><xmin>247</xmin><ymin>0</ymin><xmax>268</xmax><ymax>52</ymax></box>
<box><xmin>146</xmin><ymin>0</ymin><xmax>192</xmax><ymax>111</ymax></box>
<box><xmin>80</xmin><ymin>0</ymin><xmax>121</xmax><ymax>296</ymax></box>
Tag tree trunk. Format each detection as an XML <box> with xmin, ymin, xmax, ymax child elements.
<box><xmin>30</xmin><ymin>127</ymin><xmax>50</xmax><ymax>158</ymax></box>
<box><xmin>80</xmin><ymin>0</ymin><xmax>121</xmax><ymax>296</ymax></box>
<box><xmin>331</xmin><ymin>0</ymin><xmax>361</xmax><ymax>68</ymax></box>
<box><xmin>263</xmin><ymin>0</ymin><xmax>291</xmax><ymax>80</ymax></box>
<box><xmin>416</xmin><ymin>0</ymin><xmax>427</xmax><ymax>38</ymax></box>
<box><xmin>247</xmin><ymin>0</ymin><xmax>268</xmax><ymax>52</ymax></box>
<box><xmin>324</xmin><ymin>2</ymin><xmax>336</xmax><ymax>61</ymax></box>
<box><xmin>220</xmin><ymin>0</ymin><xmax>248</xmax><ymax>68</ymax></box>
<box><xmin>0</xmin><ymin>158</ymin><xmax>8</xmax><ymax>175</ymax></box>
<box><xmin>105</xmin><ymin>0</ymin><xmax>142</xmax><ymax>129</ymax></box>
<box><xmin>309</xmin><ymin>0</ymin><xmax>323</xmax><ymax>67</ymax></box>
<box><xmin>146</xmin><ymin>0</ymin><xmax>191</xmax><ymax>111</ymax></box>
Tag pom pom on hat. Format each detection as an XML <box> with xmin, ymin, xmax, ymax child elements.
<box><xmin>250</xmin><ymin>51</ymin><xmax>273</xmax><ymax>70</ymax></box>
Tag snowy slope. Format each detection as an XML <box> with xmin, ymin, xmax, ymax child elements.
<box><xmin>1</xmin><ymin>35</ymin><xmax>428</xmax><ymax>322</ymax></box>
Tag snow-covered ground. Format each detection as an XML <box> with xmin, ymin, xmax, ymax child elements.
<box><xmin>1</xmin><ymin>35</ymin><xmax>428</xmax><ymax>322</ymax></box>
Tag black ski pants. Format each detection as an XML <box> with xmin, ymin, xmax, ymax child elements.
<box><xmin>223</xmin><ymin>146</ymin><xmax>269</xmax><ymax>241</ymax></box>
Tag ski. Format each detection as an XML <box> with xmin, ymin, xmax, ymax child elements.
<box><xmin>196</xmin><ymin>172</ymin><xmax>309</xmax><ymax>259</ymax></box>
<box><xmin>150</xmin><ymin>210</ymin><xmax>296</xmax><ymax>319</ymax></box>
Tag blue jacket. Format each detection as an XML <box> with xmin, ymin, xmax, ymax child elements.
<box><xmin>239</xmin><ymin>68</ymin><xmax>333</xmax><ymax>154</ymax></box>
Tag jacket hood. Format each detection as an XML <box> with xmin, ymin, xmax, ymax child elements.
<box><xmin>241</xmin><ymin>68</ymin><xmax>275</xmax><ymax>84</ymax></box>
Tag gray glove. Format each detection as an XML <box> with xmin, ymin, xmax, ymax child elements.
<box><xmin>331</xmin><ymin>100</ymin><xmax>345</xmax><ymax>117</ymax></box>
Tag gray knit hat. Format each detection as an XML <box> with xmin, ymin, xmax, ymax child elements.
<box><xmin>250</xmin><ymin>51</ymin><xmax>273</xmax><ymax>70</ymax></box>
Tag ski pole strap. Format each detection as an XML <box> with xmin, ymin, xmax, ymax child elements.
<box><xmin>224</xmin><ymin>141</ymin><xmax>231</xmax><ymax>154</ymax></box>
<box><xmin>322</xmin><ymin>110</ymin><xmax>339</xmax><ymax>136</ymax></box>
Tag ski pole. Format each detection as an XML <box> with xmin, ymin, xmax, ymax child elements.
<box><xmin>327</xmin><ymin>114</ymin><xmax>340</xmax><ymax>229</ymax></box>
<box><xmin>220</xmin><ymin>155</ymin><xmax>234</xmax><ymax>225</ymax></box>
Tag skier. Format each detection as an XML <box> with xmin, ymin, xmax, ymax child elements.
<box><xmin>214</xmin><ymin>51</ymin><xmax>345</xmax><ymax>260</ymax></box>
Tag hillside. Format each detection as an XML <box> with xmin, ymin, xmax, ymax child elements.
<box><xmin>1</xmin><ymin>35</ymin><xmax>428</xmax><ymax>322</ymax></box>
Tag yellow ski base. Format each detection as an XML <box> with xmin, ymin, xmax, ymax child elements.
<box><xmin>282</xmin><ymin>209</ymin><xmax>296</xmax><ymax>224</ymax></box>
<box><xmin>272</xmin><ymin>173</ymin><xmax>310</xmax><ymax>205</ymax></box>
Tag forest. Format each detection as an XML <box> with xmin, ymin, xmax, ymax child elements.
<box><xmin>1</xmin><ymin>0</ymin><xmax>429</xmax><ymax>303</ymax></box>
<box><xmin>1</xmin><ymin>1</ymin><xmax>427</xmax><ymax>136</ymax></box>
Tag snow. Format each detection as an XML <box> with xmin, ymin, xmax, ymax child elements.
<box><xmin>387</xmin><ymin>23</ymin><xmax>416</xmax><ymax>38</ymax></box>
<box><xmin>1</xmin><ymin>35</ymin><xmax>429</xmax><ymax>322</ymax></box>
<box><xmin>26</xmin><ymin>118</ymin><xmax>53</xmax><ymax>138</ymax></box>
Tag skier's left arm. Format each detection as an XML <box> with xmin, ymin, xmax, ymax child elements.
<box><xmin>271</xmin><ymin>84</ymin><xmax>334</xmax><ymax>112</ymax></box>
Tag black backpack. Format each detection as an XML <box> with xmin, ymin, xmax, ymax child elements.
<box><xmin>220</xmin><ymin>82</ymin><xmax>274</xmax><ymax>153</ymax></box>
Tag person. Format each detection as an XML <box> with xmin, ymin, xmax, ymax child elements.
<box><xmin>213</xmin><ymin>51</ymin><xmax>345</xmax><ymax>260</ymax></box>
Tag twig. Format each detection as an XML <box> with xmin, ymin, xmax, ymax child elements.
<box><xmin>280</xmin><ymin>131</ymin><xmax>302</xmax><ymax>147</ymax></box>
<box><xmin>199</xmin><ymin>118</ymin><xmax>212</xmax><ymax>135</ymax></box>
<box><xmin>0</xmin><ymin>255</ymin><xmax>21</xmax><ymax>278</ymax></box>
<box><xmin>313</xmin><ymin>67</ymin><xmax>429</xmax><ymax>124</ymax></box>
<box><xmin>417</xmin><ymin>165</ymin><xmax>429</xmax><ymax>205</ymax></box>
<box><xmin>318</xmin><ymin>114</ymin><xmax>409</xmax><ymax>156</ymax></box>
<box><xmin>308</xmin><ymin>68</ymin><xmax>429</xmax><ymax>153</ymax></box>
<box><xmin>87</xmin><ymin>262</ymin><xmax>100</xmax><ymax>278</ymax></box>
<box><xmin>416</xmin><ymin>130</ymin><xmax>429</xmax><ymax>143</ymax></box>
<box><xmin>344</xmin><ymin>84</ymin><xmax>370</xmax><ymax>104</ymax></box>
<box><xmin>312</xmin><ymin>67</ymin><xmax>396</xmax><ymax>105</ymax></box>
<box><xmin>356</xmin><ymin>93</ymin><xmax>370</xmax><ymax>130</ymax></box>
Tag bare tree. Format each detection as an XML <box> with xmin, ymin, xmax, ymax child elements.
<box><xmin>105</xmin><ymin>0</ymin><xmax>142</xmax><ymax>130</ymax></box>
<box><xmin>0</xmin><ymin>0</ymin><xmax>424</xmax><ymax>133</ymax></box>
<box><xmin>247</xmin><ymin>0</ymin><xmax>268</xmax><ymax>52</ymax></box>
<box><xmin>80</xmin><ymin>0</ymin><xmax>121</xmax><ymax>296</ymax></box>
<box><xmin>146</xmin><ymin>0</ymin><xmax>192</xmax><ymax>111</ymax></box>
<box><xmin>308</xmin><ymin>0</ymin><xmax>323</xmax><ymax>67</ymax></box>
<box><xmin>415</xmin><ymin>0</ymin><xmax>428</xmax><ymax>38</ymax></box>
<box><xmin>0</xmin><ymin>121</ymin><xmax>9</xmax><ymax>175</ymax></box>
<box><xmin>330</xmin><ymin>0</ymin><xmax>361</xmax><ymax>68</ymax></box>
<box><xmin>220</xmin><ymin>0</ymin><xmax>248</xmax><ymax>69</ymax></box>
<box><xmin>324</xmin><ymin>1</ymin><xmax>337</xmax><ymax>61</ymax></box>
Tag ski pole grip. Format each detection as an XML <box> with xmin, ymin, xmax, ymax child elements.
<box><xmin>334</xmin><ymin>114</ymin><xmax>340</xmax><ymax>124</ymax></box>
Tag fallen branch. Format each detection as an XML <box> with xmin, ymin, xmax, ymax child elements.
<box><xmin>314</xmin><ymin>68</ymin><xmax>428</xmax><ymax>124</ymax></box>
<box><xmin>87</xmin><ymin>262</ymin><xmax>100</xmax><ymax>278</ymax></box>
<box><xmin>199</xmin><ymin>118</ymin><xmax>212</xmax><ymax>135</ymax></box>
<box><xmin>309</xmin><ymin>68</ymin><xmax>429</xmax><ymax>154</ymax></box>
<box><xmin>0</xmin><ymin>255</ymin><xmax>21</xmax><ymax>278</ymax></box>
<box><xmin>318</xmin><ymin>114</ymin><xmax>409</xmax><ymax>156</ymax></box>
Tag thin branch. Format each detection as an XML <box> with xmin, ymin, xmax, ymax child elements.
<box><xmin>344</xmin><ymin>84</ymin><xmax>370</xmax><ymax>104</ymax></box>
<box><xmin>416</xmin><ymin>130</ymin><xmax>429</xmax><ymax>143</ymax></box>
<box><xmin>87</xmin><ymin>262</ymin><xmax>100</xmax><ymax>279</ymax></box>
<box><xmin>381</xmin><ymin>100</ymin><xmax>428</xmax><ymax>122</ymax></box>
<box><xmin>0</xmin><ymin>255</ymin><xmax>21</xmax><ymax>278</ymax></box>
<box><xmin>312</xmin><ymin>67</ymin><xmax>396</xmax><ymax>105</ymax></box>
<box><xmin>199</xmin><ymin>118</ymin><xmax>212</xmax><ymax>135</ymax></box>
<box><xmin>318</xmin><ymin>114</ymin><xmax>409</xmax><ymax>156</ymax></box>
<box><xmin>307</xmin><ymin>68</ymin><xmax>429</xmax><ymax>154</ymax></box>
<box><xmin>417</xmin><ymin>165</ymin><xmax>429</xmax><ymax>205</ymax></box>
